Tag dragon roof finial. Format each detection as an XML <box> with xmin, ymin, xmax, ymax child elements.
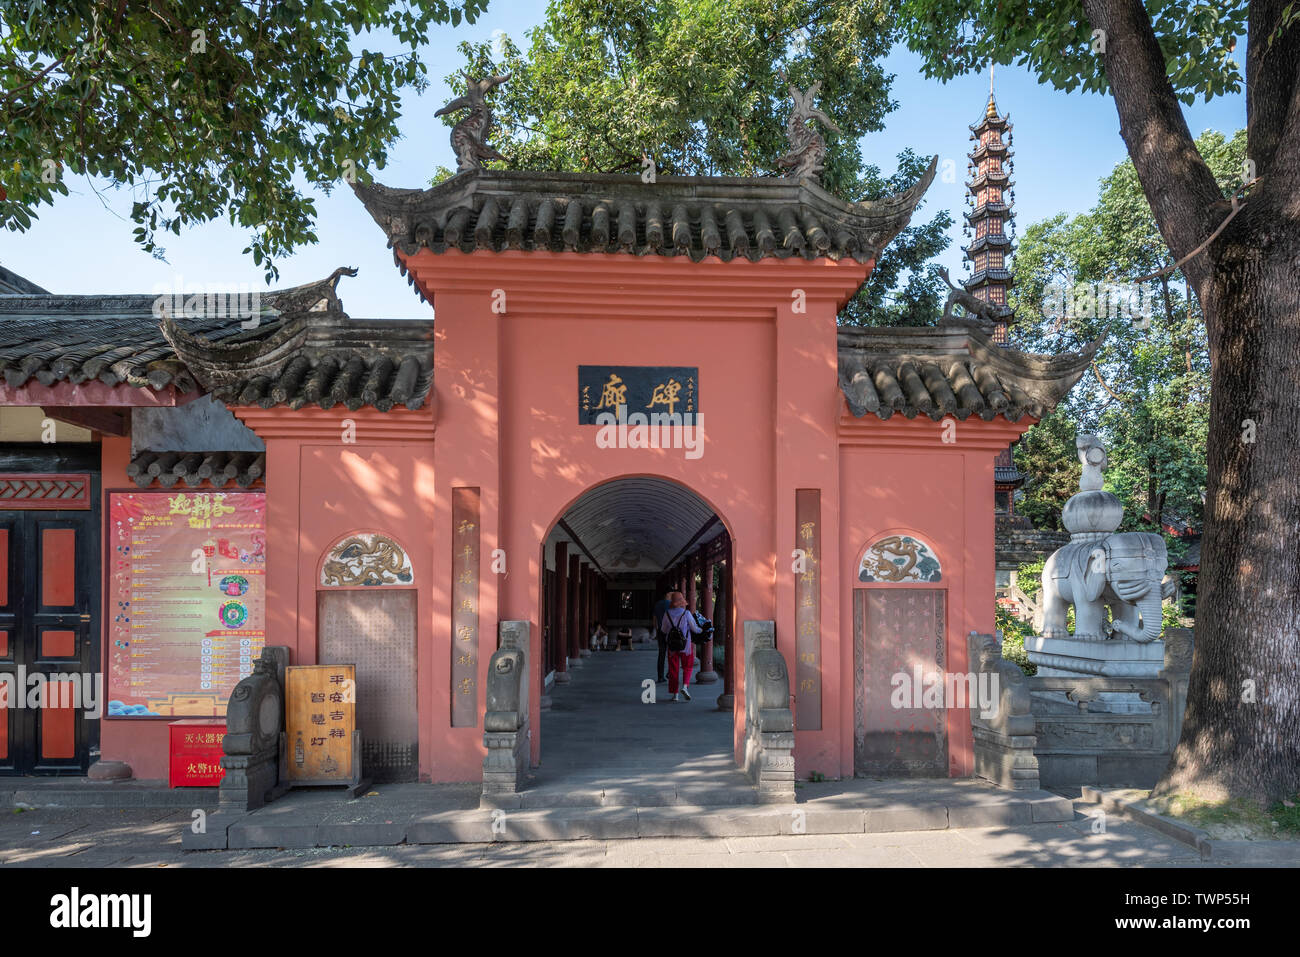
<box><xmin>776</xmin><ymin>73</ymin><xmax>840</xmax><ymax>182</ymax></box>
<box><xmin>436</xmin><ymin>72</ymin><xmax>511</xmax><ymax>172</ymax></box>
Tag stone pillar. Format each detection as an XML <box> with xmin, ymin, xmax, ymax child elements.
<box><xmin>697</xmin><ymin>557</ymin><xmax>718</xmax><ymax>684</ymax></box>
<box><xmin>743</xmin><ymin>620</ymin><xmax>795</xmax><ymax>803</ymax></box>
<box><xmin>567</xmin><ymin>553</ymin><xmax>583</xmax><ymax>668</ymax></box>
<box><xmin>482</xmin><ymin>620</ymin><xmax>529</xmax><ymax>797</ymax></box>
<box><xmin>553</xmin><ymin>541</ymin><xmax>570</xmax><ymax>683</ymax></box>
<box><xmin>717</xmin><ymin>552</ymin><xmax>734</xmax><ymax>710</ymax></box>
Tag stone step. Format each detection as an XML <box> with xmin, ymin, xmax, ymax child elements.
<box><xmin>184</xmin><ymin>790</ymin><xmax>1074</xmax><ymax>850</ymax></box>
<box><xmin>1</xmin><ymin>782</ymin><xmax>218</xmax><ymax>809</ymax></box>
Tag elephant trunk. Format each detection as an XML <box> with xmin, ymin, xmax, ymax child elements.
<box><xmin>1111</xmin><ymin>593</ymin><xmax>1163</xmax><ymax>643</ymax></box>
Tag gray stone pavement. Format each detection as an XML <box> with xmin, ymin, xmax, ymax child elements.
<box><xmin>2</xmin><ymin>648</ymin><xmax>1294</xmax><ymax>866</ymax></box>
<box><xmin>0</xmin><ymin>800</ymin><xmax>1264</xmax><ymax>867</ymax></box>
<box><xmin>531</xmin><ymin>645</ymin><xmax>745</xmax><ymax>798</ymax></box>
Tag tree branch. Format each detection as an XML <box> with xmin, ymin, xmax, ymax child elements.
<box><xmin>1</xmin><ymin>54</ymin><xmax>68</xmax><ymax>106</ymax></box>
<box><xmin>1081</xmin><ymin>0</ymin><xmax>1225</xmax><ymax>292</ymax></box>
<box><xmin>1247</xmin><ymin>0</ymin><xmax>1300</xmax><ymax>189</ymax></box>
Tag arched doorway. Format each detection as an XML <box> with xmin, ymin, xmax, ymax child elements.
<box><xmin>535</xmin><ymin>476</ymin><xmax>740</xmax><ymax>793</ymax></box>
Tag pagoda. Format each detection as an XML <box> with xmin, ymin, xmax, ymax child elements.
<box><xmin>964</xmin><ymin>89</ymin><xmax>1016</xmax><ymax>343</ymax></box>
<box><xmin>964</xmin><ymin>85</ymin><xmax>1067</xmax><ymax>602</ymax></box>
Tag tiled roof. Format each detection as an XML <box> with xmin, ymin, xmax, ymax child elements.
<box><xmin>0</xmin><ymin>270</ymin><xmax>432</xmax><ymax>413</ymax></box>
<box><xmin>0</xmin><ymin>293</ymin><xmax>206</xmax><ymax>393</ymax></box>
<box><xmin>353</xmin><ymin>163</ymin><xmax>937</xmax><ymax>284</ymax></box>
<box><xmin>837</xmin><ymin>322</ymin><xmax>1101</xmax><ymax>422</ymax></box>
<box><xmin>996</xmin><ymin>526</ymin><xmax>1069</xmax><ymax>566</ymax></box>
<box><xmin>0</xmin><ymin>265</ymin><xmax>50</xmax><ymax>295</ymax></box>
<box><xmin>161</xmin><ymin>272</ymin><xmax>433</xmax><ymax>412</ymax></box>
<box><xmin>127</xmin><ymin>451</ymin><xmax>265</xmax><ymax>488</ymax></box>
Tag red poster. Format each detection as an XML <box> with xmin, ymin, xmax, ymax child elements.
<box><xmin>108</xmin><ymin>491</ymin><xmax>266</xmax><ymax>717</ymax></box>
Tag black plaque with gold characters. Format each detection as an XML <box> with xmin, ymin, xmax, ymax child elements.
<box><xmin>578</xmin><ymin>365</ymin><xmax>698</xmax><ymax>424</ymax></box>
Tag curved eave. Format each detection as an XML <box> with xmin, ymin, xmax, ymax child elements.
<box><xmin>351</xmin><ymin>157</ymin><xmax>937</xmax><ymax>270</ymax></box>
<box><xmin>836</xmin><ymin>323</ymin><xmax>1103</xmax><ymax>422</ymax></box>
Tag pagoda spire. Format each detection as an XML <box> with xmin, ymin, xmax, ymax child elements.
<box><xmin>964</xmin><ymin>76</ymin><xmax>1015</xmax><ymax>344</ymax></box>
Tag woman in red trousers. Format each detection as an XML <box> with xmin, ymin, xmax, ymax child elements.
<box><xmin>660</xmin><ymin>591</ymin><xmax>702</xmax><ymax>701</ymax></box>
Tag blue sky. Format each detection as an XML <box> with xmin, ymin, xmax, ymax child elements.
<box><xmin>0</xmin><ymin>3</ymin><xmax>1246</xmax><ymax>318</ymax></box>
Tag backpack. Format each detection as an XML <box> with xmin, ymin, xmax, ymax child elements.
<box><xmin>665</xmin><ymin>609</ymin><xmax>688</xmax><ymax>652</ymax></box>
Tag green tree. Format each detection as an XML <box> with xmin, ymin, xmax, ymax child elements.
<box><xmin>1</xmin><ymin>0</ymin><xmax>487</xmax><ymax>278</ymax></box>
<box><xmin>1011</xmin><ymin>130</ymin><xmax>1241</xmax><ymax>539</ymax></box>
<box><xmin>900</xmin><ymin>0</ymin><xmax>1300</xmax><ymax>806</ymax></box>
<box><xmin>441</xmin><ymin>0</ymin><xmax>951</xmax><ymax>324</ymax></box>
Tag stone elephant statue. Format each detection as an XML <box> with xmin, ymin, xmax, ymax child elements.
<box><xmin>1041</xmin><ymin>531</ymin><xmax>1168</xmax><ymax>642</ymax></box>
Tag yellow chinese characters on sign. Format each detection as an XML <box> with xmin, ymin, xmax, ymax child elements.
<box><xmin>284</xmin><ymin>664</ymin><xmax>355</xmax><ymax>783</ymax></box>
<box><xmin>168</xmin><ymin>491</ymin><xmax>237</xmax><ymax>530</ymax></box>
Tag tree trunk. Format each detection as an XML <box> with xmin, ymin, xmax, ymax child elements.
<box><xmin>1081</xmin><ymin>0</ymin><xmax>1300</xmax><ymax>807</ymax></box>
<box><xmin>1154</xmin><ymin>219</ymin><xmax>1300</xmax><ymax>804</ymax></box>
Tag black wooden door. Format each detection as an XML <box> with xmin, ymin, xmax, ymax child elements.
<box><xmin>0</xmin><ymin>504</ymin><xmax>99</xmax><ymax>775</ymax></box>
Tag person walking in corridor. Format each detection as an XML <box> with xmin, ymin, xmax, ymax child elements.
<box><xmin>652</xmin><ymin>588</ymin><xmax>674</xmax><ymax>683</ymax></box>
<box><xmin>661</xmin><ymin>591</ymin><xmax>702</xmax><ymax>701</ymax></box>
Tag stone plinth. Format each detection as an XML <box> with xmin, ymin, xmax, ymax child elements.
<box><xmin>1026</xmin><ymin>634</ymin><xmax>1165</xmax><ymax>714</ymax></box>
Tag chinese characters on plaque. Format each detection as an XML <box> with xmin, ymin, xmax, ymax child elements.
<box><xmin>795</xmin><ymin>490</ymin><xmax>822</xmax><ymax>730</ymax></box>
<box><xmin>451</xmin><ymin>488</ymin><xmax>480</xmax><ymax>727</ymax></box>
<box><xmin>578</xmin><ymin>366</ymin><xmax>699</xmax><ymax>424</ymax></box>
<box><xmin>284</xmin><ymin>665</ymin><xmax>357</xmax><ymax>784</ymax></box>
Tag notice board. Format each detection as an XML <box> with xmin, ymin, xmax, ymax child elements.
<box><xmin>107</xmin><ymin>490</ymin><xmax>266</xmax><ymax>717</ymax></box>
<box><xmin>284</xmin><ymin>664</ymin><xmax>357</xmax><ymax>784</ymax></box>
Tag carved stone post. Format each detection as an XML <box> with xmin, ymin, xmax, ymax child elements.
<box><xmin>966</xmin><ymin>631</ymin><xmax>1039</xmax><ymax>790</ymax></box>
<box><xmin>220</xmin><ymin>645</ymin><xmax>291</xmax><ymax>810</ymax></box>
<box><xmin>743</xmin><ymin>621</ymin><xmax>795</xmax><ymax>803</ymax></box>
<box><xmin>482</xmin><ymin>620</ymin><xmax>530</xmax><ymax>795</ymax></box>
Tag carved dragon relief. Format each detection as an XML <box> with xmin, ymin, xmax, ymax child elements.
<box><xmin>321</xmin><ymin>533</ymin><xmax>414</xmax><ymax>587</ymax></box>
<box><xmin>858</xmin><ymin>535</ymin><xmax>942</xmax><ymax>583</ymax></box>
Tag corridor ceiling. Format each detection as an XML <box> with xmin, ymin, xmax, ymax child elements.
<box><xmin>554</xmin><ymin>477</ymin><xmax>725</xmax><ymax>573</ymax></box>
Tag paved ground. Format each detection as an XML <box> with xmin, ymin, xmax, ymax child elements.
<box><xmin>2</xmin><ymin>647</ymin><xmax>1293</xmax><ymax>867</ymax></box>
<box><xmin>532</xmin><ymin>644</ymin><xmax>745</xmax><ymax>798</ymax></box>
<box><xmin>0</xmin><ymin>801</ymin><xmax>1244</xmax><ymax>867</ymax></box>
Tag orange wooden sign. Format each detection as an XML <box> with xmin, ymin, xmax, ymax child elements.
<box><xmin>283</xmin><ymin>664</ymin><xmax>356</xmax><ymax>783</ymax></box>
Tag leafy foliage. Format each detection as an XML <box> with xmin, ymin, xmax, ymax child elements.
<box><xmin>1008</xmin><ymin>130</ymin><xmax>1246</xmax><ymax>539</ymax></box>
<box><xmin>0</xmin><ymin>0</ymin><xmax>487</xmax><ymax>279</ymax></box>
<box><xmin>896</xmin><ymin>0</ymin><xmax>1245</xmax><ymax>106</ymax></box>
<box><xmin>441</xmin><ymin>0</ymin><xmax>952</xmax><ymax>323</ymax></box>
<box><xmin>995</xmin><ymin>603</ymin><xmax>1036</xmax><ymax>676</ymax></box>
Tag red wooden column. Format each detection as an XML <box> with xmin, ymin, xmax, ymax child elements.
<box><xmin>697</xmin><ymin>554</ymin><xmax>718</xmax><ymax>683</ymax></box>
<box><xmin>554</xmin><ymin>541</ymin><xmax>570</xmax><ymax>683</ymax></box>
<box><xmin>567</xmin><ymin>553</ymin><xmax>583</xmax><ymax>669</ymax></box>
<box><xmin>578</xmin><ymin>564</ymin><xmax>591</xmax><ymax>657</ymax></box>
<box><xmin>686</xmin><ymin>552</ymin><xmax>698</xmax><ymax>611</ymax></box>
<box><xmin>717</xmin><ymin>537</ymin><xmax>734</xmax><ymax>710</ymax></box>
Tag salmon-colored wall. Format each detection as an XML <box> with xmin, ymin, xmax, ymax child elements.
<box><xmin>837</xmin><ymin>414</ymin><xmax>1030</xmax><ymax>778</ymax></box>
<box><xmin>233</xmin><ymin>407</ymin><xmax>438</xmax><ymax>777</ymax></box>
<box><xmin>405</xmin><ymin>250</ymin><xmax>868</xmax><ymax>778</ymax></box>
<box><xmin>90</xmin><ymin>248</ymin><xmax>1038</xmax><ymax>787</ymax></box>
